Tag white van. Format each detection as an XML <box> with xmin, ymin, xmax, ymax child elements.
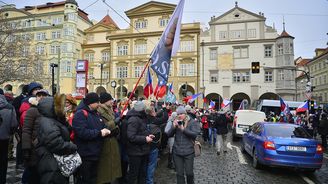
<box><xmin>257</xmin><ymin>99</ymin><xmax>304</xmax><ymax>115</ymax></box>
<box><xmin>232</xmin><ymin>110</ymin><xmax>266</xmax><ymax>141</ymax></box>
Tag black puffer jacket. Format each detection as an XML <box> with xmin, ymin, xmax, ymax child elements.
<box><xmin>36</xmin><ymin>97</ymin><xmax>77</xmax><ymax>184</ymax></box>
<box><xmin>126</xmin><ymin>109</ymin><xmax>151</xmax><ymax>156</ymax></box>
<box><xmin>215</xmin><ymin>113</ymin><xmax>228</xmax><ymax>135</ymax></box>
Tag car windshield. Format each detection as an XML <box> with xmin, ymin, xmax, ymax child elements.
<box><xmin>265</xmin><ymin>125</ymin><xmax>312</xmax><ymax>138</ymax></box>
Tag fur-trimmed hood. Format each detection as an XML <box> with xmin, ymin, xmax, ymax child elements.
<box><xmin>37</xmin><ymin>94</ymin><xmax>66</xmax><ymax>119</ymax></box>
<box><xmin>54</xmin><ymin>94</ymin><xmax>66</xmax><ymax>119</ymax></box>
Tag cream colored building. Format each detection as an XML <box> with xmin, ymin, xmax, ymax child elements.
<box><xmin>107</xmin><ymin>1</ymin><xmax>201</xmax><ymax>104</ymax></box>
<box><xmin>0</xmin><ymin>0</ymin><xmax>93</xmax><ymax>94</ymax></box>
<box><xmin>82</xmin><ymin>15</ymin><xmax>119</xmax><ymax>94</ymax></box>
<box><xmin>201</xmin><ymin>3</ymin><xmax>296</xmax><ymax>110</ymax></box>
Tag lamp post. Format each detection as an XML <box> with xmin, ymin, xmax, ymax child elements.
<box><xmin>99</xmin><ymin>63</ymin><xmax>105</xmax><ymax>86</ymax></box>
<box><xmin>50</xmin><ymin>63</ymin><xmax>58</xmax><ymax>96</ymax></box>
<box><xmin>111</xmin><ymin>80</ymin><xmax>117</xmax><ymax>99</ymax></box>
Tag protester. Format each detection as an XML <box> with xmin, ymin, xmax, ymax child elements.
<box><xmin>73</xmin><ymin>92</ymin><xmax>111</xmax><ymax>184</ymax></box>
<box><xmin>166</xmin><ymin>106</ymin><xmax>201</xmax><ymax>184</ymax></box>
<box><xmin>22</xmin><ymin>89</ymin><xmax>49</xmax><ymax>184</ymax></box>
<box><xmin>201</xmin><ymin>111</ymin><xmax>209</xmax><ymax>143</ymax></box>
<box><xmin>126</xmin><ymin>101</ymin><xmax>153</xmax><ymax>184</ymax></box>
<box><xmin>208</xmin><ymin>109</ymin><xmax>217</xmax><ymax>146</ymax></box>
<box><xmin>165</xmin><ymin>112</ymin><xmax>177</xmax><ymax>169</ymax></box>
<box><xmin>0</xmin><ymin>94</ymin><xmax>18</xmax><ymax>184</ymax></box>
<box><xmin>319</xmin><ymin>113</ymin><xmax>328</xmax><ymax>149</ymax></box>
<box><xmin>35</xmin><ymin>95</ymin><xmax>77</xmax><ymax>183</ymax></box>
<box><xmin>64</xmin><ymin>94</ymin><xmax>77</xmax><ymax>141</ymax></box>
<box><xmin>96</xmin><ymin>92</ymin><xmax>122</xmax><ymax>184</ymax></box>
<box><xmin>216</xmin><ymin>113</ymin><xmax>229</xmax><ymax>155</ymax></box>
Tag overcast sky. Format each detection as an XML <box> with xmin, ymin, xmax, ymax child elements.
<box><xmin>2</xmin><ymin>0</ymin><xmax>328</xmax><ymax>58</ymax></box>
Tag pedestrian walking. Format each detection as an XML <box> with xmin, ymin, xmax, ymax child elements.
<box><xmin>200</xmin><ymin>111</ymin><xmax>209</xmax><ymax>143</ymax></box>
<box><xmin>73</xmin><ymin>92</ymin><xmax>111</xmax><ymax>184</ymax></box>
<box><xmin>96</xmin><ymin>92</ymin><xmax>122</xmax><ymax>184</ymax></box>
<box><xmin>166</xmin><ymin>106</ymin><xmax>201</xmax><ymax>184</ymax></box>
<box><xmin>318</xmin><ymin>113</ymin><xmax>328</xmax><ymax>149</ymax></box>
<box><xmin>0</xmin><ymin>94</ymin><xmax>18</xmax><ymax>184</ymax></box>
<box><xmin>208</xmin><ymin>109</ymin><xmax>217</xmax><ymax>146</ymax></box>
<box><xmin>165</xmin><ymin>112</ymin><xmax>177</xmax><ymax>169</ymax></box>
<box><xmin>216</xmin><ymin>113</ymin><xmax>229</xmax><ymax>155</ymax></box>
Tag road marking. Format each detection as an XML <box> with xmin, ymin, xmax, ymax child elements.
<box><xmin>323</xmin><ymin>153</ymin><xmax>328</xmax><ymax>159</ymax></box>
<box><xmin>227</xmin><ymin>142</ymin><xmax>247</xmax><ymax>164</ymax></box>
<box><xmin>300</xmin><ymin>175</ymin><xmax>316</xmax><ymax>184</ymax></box>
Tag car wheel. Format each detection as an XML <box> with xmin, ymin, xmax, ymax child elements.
<box><xmin>252</xmin><ymin>149</ymin><xmax>262</xmax><ymax>169</ymax></box>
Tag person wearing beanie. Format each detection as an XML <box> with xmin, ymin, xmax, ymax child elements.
<box><xmin>166</xmin><ymin>105</ymin><xmax>201</xmax><ymax>184</ymax></box>
<box><xmin>125</xmin><ymin>100</ymin><xmax>153</xmax><ymax>184</ymax></box>
<box><xmin>27</xmin><ymin>82</ymin><xmax>43</xmax><ymax>96</ymax></box>
<box><xmin>72</xmin><ymin>92</ymin><xmax>111</xmax><ymax>184</ymax></box>
<box><xmin>96</xmin><ymin>92</ymin><xmax>122</xmax><ymax>183</ymax></box>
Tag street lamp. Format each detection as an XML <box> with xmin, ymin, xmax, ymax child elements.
<box><xmin>50</xmin><ymin>63</ymin><xmax>58</xmax><ymax>96</ymax></box>
<box><xmin>98</xmin><ymin>63</ymin><xmax>106</xmax><ymax>86</ymax></box>
<box><xmin>111</xmin><ymin>80</ymin><xmax>117</xmax><ymax>99</ymax></box>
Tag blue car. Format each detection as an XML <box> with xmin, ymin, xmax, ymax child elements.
<box><xmin>242</xmin><ymin>122</ymin><xmax>323</xmax><ymax>172</ymax></box>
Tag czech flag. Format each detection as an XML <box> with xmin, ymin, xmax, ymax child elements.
<box><xmin>279</xmin><ymin>97</ymin><xmax>290</xmax><ymax>115</ymax></box>
<box><xmin>209</xmin><ymin>101</ymin><xmax>215</xmax><ymax>109</ymax></box>
<box><xmin>296</xmin><ymin>101</ymin><xmax>308</xmax><ymax>113</ymax></box>
<box><xmin>143</xmin><ymin>67</ymin><xmax>153</xmax><ymax>98</ymax></box>
<box><xmin>221</xmin><ymin>99</ymin><xmax>231</xmax><ymax>108</ymax></box>
<box><xmin>168</xmin><ymin>83</ymin><xmax>174</xmax><ymax>94</ymax></box>
<box><xmin>154</xmin><ymin>82</ymin><xmax>166</xmax><ymax>99</ymax></box>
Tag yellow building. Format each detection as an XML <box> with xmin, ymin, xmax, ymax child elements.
<box><xmin>82</xmin><ymin>14</ymin><xmax>119</xmax><ymax>94</ymax></box>
<box><xmin>107</xmin><ymin>1</ymin><xmax>201</xmax><ymax>105</ymax></box>
<box><xmin>0</xmin><ymin>0</ymin><xmax>93</xmax><ymax>94</ymax></box>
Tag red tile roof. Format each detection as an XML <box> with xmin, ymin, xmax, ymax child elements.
<box><xmin>277</xmin><ymin>30</ymin><xmax>294</xmax><ymax>39</ymax></box>
<box><xmin>296</xmin><ymin>59</ymin><xmax>311</xmax><ymax>66</ymax></box>
<box><xmin>36</xmin><ymin>1</ymin><xmax>66</xmax><ymax>9</ymax></box>
<box><xmin>98</xmin><ymin>15</ymin><xmax>119</xmax><ymax>28</ymax></box>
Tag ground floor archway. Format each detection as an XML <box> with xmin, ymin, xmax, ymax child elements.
<box><xmin>259</xmin><ymin>92</ymin><xmax>279</xmax><ymax>100</ymax></box>
<box><xmin>95</xmin><ymin>86</ymin><xmax>107</xmax><ymax>95</ymax></box>
<box><xmin>230</xmin><ymin>93</ymin><xmax>251</xmax><ymax>111</ymax></box>
<box><xmin>205</xmin><ymin>93</ymin><xmax>223</xmax><ymax>110</ymax></box>
<box><xmin>179</xmin><ymin>84</ymin><xmax>195</xmax><ymax>105</ymax></box>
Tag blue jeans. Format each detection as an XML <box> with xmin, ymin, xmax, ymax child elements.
<box><xmin>208</xmin><ymin>128</ymin><xmax>217</xmax><ymax>145</ymax></box>
<box><xmin>146</xmin><ymin>148</ymin><xmax>159</xmax><ymax>184</ymax></box>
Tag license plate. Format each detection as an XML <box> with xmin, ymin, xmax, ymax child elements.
<box><xmin>286</xmin><ymin>146</ymin><xmax>307</xmax><ymax>152</ymax></box>
<box><xmin>238</xmin><ymin>124</ymin><xmax>249</xmax><ymax>128</ymax></box>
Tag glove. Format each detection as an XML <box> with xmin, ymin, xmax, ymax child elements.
<box><xmin>110</xmin><ymin>127</ymin><xmax>120</xmax><ymax>138</ymax></box>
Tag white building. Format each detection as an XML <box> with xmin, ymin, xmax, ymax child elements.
<box><xmin>200</xmin><ymin>2</ymin><xmax>295</xmax><ymax>110</ymax></box>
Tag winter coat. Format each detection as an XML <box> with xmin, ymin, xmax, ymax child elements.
<box><xmin>19</xmin><ymin>99</ymin><xmax>31</xmax><ymax>128</ymax></box>
<box><xmin>22</xmin><ymin>104</ymin><xmax>41</xmax><ymax>166</ymax></box>
<box><xmin>126</xmin><ymin>109</ymin><xmax>151</xmax><ymax>156</ymax></box>
<box><xmin>72</xmin><ymin>102</ymin><xmax>106</xmax><ymax>161</ymax></box>
<box><xmin>0</xmin><ymin>95</ymin><xmax>18</xmax><ymax>140</ymax></box>
<box><xmin>216</xmin><ymin>113</ymin><xmax>228</xmax><ymax>135</ymax></box>
<box><xmin>12</xmin><ymin>94</ymin><xmax>26</xmax><ymax>121</ymax></box>
<box><xmin>166</xmin><ymin>116</ymin><xmax>201</xmax><ymax>156</ymax></box>
<box><xmin>318</xmin><ymin>118</ymin><xmax>328</xmax><ymax>135</ymax></box>
<box><xmin>96</xmin><ymin>104</ymin><xmax>122</xmax><ymax>184</ymax></box>
<box><xmin>36</xmin><ymin>96</ymin><xmax>77</xmax><ymax>184</ymax></box>
<box><xmin>201</xmin><ymin>115</ymin><xmax>209</xmax><ymax>129</ymax></box>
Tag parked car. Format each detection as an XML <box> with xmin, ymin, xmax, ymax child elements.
<box><xmin>232</xmin><ymin>110</ymin><xmax>266</xmax><ymax>141</ymax></box>
<box><xmin>242</xmin><ymin>122</ymin><xmax>323</xmax><ymax>172</ymax></box>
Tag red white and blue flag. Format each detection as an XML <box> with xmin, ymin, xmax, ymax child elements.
<box><xmin>143</xmin><ymin>67</ymin><xmax>153</xmax><ymax>98</ymax></box>
<box><xmin>296</xmin><ymin>101</ymin><xmax>308</xmax><ymax>113</ymax></box>
<box><xmin>150</xmin><ymin>0</ymin><xmax>185</xmax><ymax>87</ymax></box>
<box><xmin>279</xmin><ymin>97</ymin><xmax>290</xmax><ymax>115</ymax></box>
<box><xmin>168</xmin><ymin>83</ymin><xmax>174</xmax><ymax>94</ymax></box>
<box><xmin>209</xmin><ymin>101</ymin><xmax>215</xmax><ymax>109</ymax></box>
<box><xmin>221</xmin><ymin>99</ymin><xmax>231</xmax><ymax>108</ymax></box>
<box><xmin>238</xmin><ymin>99</ymin><xmax>247</xmax><ymax>110</ymax></box>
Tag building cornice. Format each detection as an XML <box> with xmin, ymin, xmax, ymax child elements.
<box><xmin>203</xmin><ymin>39</ymin><xmax>276</xmax><ymax>46</ymax></box>
<box><xmin>209</xmin><ymin>19</ymin><xmax>265</xmax><ymax>25</ymax></box>
<box><xmin>82</xmin><ymin>43</ymin><xmax>111</xmax><ymax>48</ymax></box>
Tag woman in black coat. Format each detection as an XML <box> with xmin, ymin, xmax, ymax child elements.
<box><xmin>36</xmin><ymin>95</ymin><xmax>77</xmax><ymax>184</ymax></box>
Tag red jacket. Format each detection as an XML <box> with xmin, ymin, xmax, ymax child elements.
<box><xmin>19</xmin><ymin>101</ymin><xmax>31</xmax><ymax>128</ymax></box>
<box><xmin>201</xmin><ymin>116</ymin><xmax>209</xmax><ymax>129</ymax></box>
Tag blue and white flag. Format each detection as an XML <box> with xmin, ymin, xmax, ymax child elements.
<box><xmin>150</xmin><ymin>0</ymin><xmax>185</xmax><ymax>85</ymax></box>
<box><xmin>166</xmin><ymin>90</ymin><xmax>176</xmax><ymax>104</ymax></box>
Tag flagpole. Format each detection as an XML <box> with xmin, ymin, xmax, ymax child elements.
<box><xmin>120</xmin><ymin>58</ymin><xmax>151</xmax><ymax>117</ymax></box>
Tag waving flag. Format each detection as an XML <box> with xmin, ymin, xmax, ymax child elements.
<box><xmin>150</xmin><ymin>0</ymin><xmax>185</xmax><ymax>86</ymax></box>
<box><xmin>166</xmin><ymin>90</ymin><xmax>176</xmax><ymax>103</ymax></box>
<box><xmin>296</xmin><ymin>101</ymin><xmax>308</xmax><ymax>113</ymax></box>
<box><xmin>279</xmin><ymin>97</ymin><xmax>290</xmax><ymax>115</ymax></box>
<box><xmin>168</xmin><ymin>83</ymin><xmax>174</xmax><ymax>93</ymax></box>
<box><xmin>238</xmin><ymin>99</ymin><xmax>247</xmax><ymax>110</ymax></box>
<box><xmin>154</xmin><ymin>82</ymin><xmax>166</xmax><ymax>99</ymax></box>
<box><xmin>188</xmin><ymin>93</ymin><xmax>202</xmax><ymax>103</ymax></box>
<box><xmin>143</xmin><ymin>67</ymin><xmax>153</xmax><ymax>98</ymax></box>
<box><xmin>209</xmin><ymin>101</ymin><xmax>215</xmax><ymax>109</ymax></box>
<box><xmin>221</xmin><ymin>99</ymin><xmax>231</xmax><ymax>108</ymax></box>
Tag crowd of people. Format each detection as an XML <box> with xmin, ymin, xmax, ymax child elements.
<box><xmin>1</xmin><ymin>82</ymin><xmax>328</xmax><ymax>184</ymax></box>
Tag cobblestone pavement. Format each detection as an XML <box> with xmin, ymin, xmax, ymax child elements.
<box><xmin>6</xmin><ymin>133</ymin><xmax>328</xmax><ymax>184</ymax></box>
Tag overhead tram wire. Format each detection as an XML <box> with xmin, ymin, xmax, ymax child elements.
<box><xmin>82</xmin><ymin>0</ymin><xmax>100</xmax><ymax>11</ymax></box>
<box><xmin>101</xmin><ymin>0</ymin><xmax>157</xmax><ymax>48</ymax></box>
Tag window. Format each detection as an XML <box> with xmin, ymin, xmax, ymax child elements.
<box><xmin>22</xmin><ymin>46</ymin><xmax>29</xmax><ymax>57</ymax></box>
<box><xmin>50</xmin><ymin>45</ymin><xmax>60</xmax><ymax>54</ymax></box>
<box><xmin>210</xmin><ymin>72</ymin><xmax>218</xmax><ymax>83</ymax></box>
<box><xmin>324</xmin><ymin>75</ymin><xmax>327</xmax><ymax>84</ymax></box>
<box><xmin>233</xmin><ymin>46</ymin><xmax>248</xmax><ymax>58</ymax></box>
<box><xmin>180</xmin><ymin>40</ymin><xmax>194</xmax><ymax>52</ymax></box>
<box><xmin>232</xmin><ymin>71</ymin><xmax>250</xmax><ymax>83</ymax></box>
<box><xmin>278</xmin><ymin>70</ymin><xmax>284</xmax><ymax>80</ymax></box>
<box><xmin>134</xmin><ymin>43</ymin><xmax>147</xmax><ymax>55</ymax></box>
<box><xmin>117</xmin><ymin>45</ymin><xmax>128</xmax><ymax>56</ymax></box>
<box><xmin>278</xmin><ymin>44</ymin><xmax>283</xmax><ymax>55</ymax></box>
<box><xmin>52</xmin><ymin>17</ymin><xmax>62</xmax><ymax>25</ymax></box>
<box><xmin>22</xmin><ymin>20</ymin><xmax>31</xmax><ymax>28</ymax></box>
<box><xmin>67</xmin><ymin>13</ymin><xmax>77</xmax><ymax>21</ymax></box>
<box><xmin>290</xmin><ymin>43</ymin><xmax>294</xmax><ymax>54</ymax></box>
<box><xmin>264</xmin><ymin>71</ymin><xmax>273</xmax><ymax>82</ymax></box>
<box><xmin>84</xmin><ymin>52</ymin><xmax>94</xmax><ymax>62</ymax></box>
<box><xmin>219</xmin><ymin>31</ymin><xmax>227</xmax><ymax>40</ymax></box>
<box><xmin>159</xmin><ymin>18</ymin><xmax>169</xmax><ymax>27</ymax></box>
<box><xmin>61</xmin><ymin>61</ymin><xmax>72</xmax><ymax>73</ymax></box>
<box><xmin>230</xmin><ymin>30</ymin><xmax>244</xmax><ymax>39</ymax></box>
<box><xmin>21</xmin><ymin>34</ymin><xmax>31</xmax><ymax>41</ymax></box>
<box><xmin>88</xmin><ymin>69</ymin><xmax>94</xmax><ymax>79</ymax></box>
<box><xmin>19</xmin><ymin>64</ymin><xmax>28</xmax><ymax>75</ymax></box>
<box><xmin>102</xmin><ymin>71</ymin><xmax>109</xmax><ymax>79</ymax></box>
<box><xmin>8</xmin><ymin>35</ymin><xmax>15</xmax><ymax>42</ymax></box>
<box><xmin>51</xmin><ymin>31</ymin><xmax>61</xmax><ymax>39</ymax></box>
<box><xmin>36</xmin><ymin>32</ymin><xmax>46</xmax><ymax>41</ymax></box>
<box><xmin>64</xmin><ymin>27</ymin><xmax>74</xmax><ymax>36</ymax></box>
<box><xmin>134</xmin><ymin>66</ymin><xmax>144</xmax><ymax>78</ymax></box>
<box><xmin>102</xmin><ymin>51</ymin><xmax>110</xmax><ymax>62</ymax></box>
<box><xmin>117</xmin><ymin>66</ymin><xmax>128</xmax><ymax>78</ymax></box>
<box><xmin>135</xmin><ymin>19</ymin><xmax>147</xmax><ymax>29</ymax></box>
<box><xmin>179</xmin><ymin>63</ymin><xmax>195</xmax><ymax>76</ymax></box>
<box><xmin>247</xmin><ymin>29</ymin><xmax>256</xmax><ymax>38</ymax></box>
<box><xmin>37</xmin><ymin>19</ymin><xmax>47</xmax><ymax>27</ymax></box>
<box><xmin>35</xmin><ymin>45</ymin><xmax>45</xmax><ymax>55</ymax></box>
<box><xmin>264</xmin><ymin>45</ymin><xmax>272</xmax><ymax>57</ymax></box>
<box><xmin>210</xmin><ymin>48</ymin><xmax>217</xmax><ymax>60</ymax></box>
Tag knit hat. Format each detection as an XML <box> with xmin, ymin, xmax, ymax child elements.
<box><xmin>185</xmin><ymin>105</ymin><xmax>192</xmax><ymax>112</ymax></box>
<box><xmin>99</xmin><ymin>92</ymin><xmax>113</xmax><ymax>104</ymax></box>
<box><xmin>36</xmin><ymin>89</ymin><xmax>50</xmax><ymax>96</ymax></box>
<box><xmin>176</xmin><ymin>106</ymin><xmax>186</xmax><ymax>115</ymax></box>
<box><xmin>84</xmin><ymin>92</ymin><xmax>99</xmax><ymax>105</ymax></box>
<box><xmin>134</xmin><ymin>101</ymin><xmax>145</xmax><ymax>112</ymax></box>
<box><xmin>28</xmin><ymin>82</ymin><xmax>43</xmax><ymax>95</ymax></box>
<box><xmin>0</xmin><ymin>88</ymin><xmax>3</xmax><ymax>95</ymax></box>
